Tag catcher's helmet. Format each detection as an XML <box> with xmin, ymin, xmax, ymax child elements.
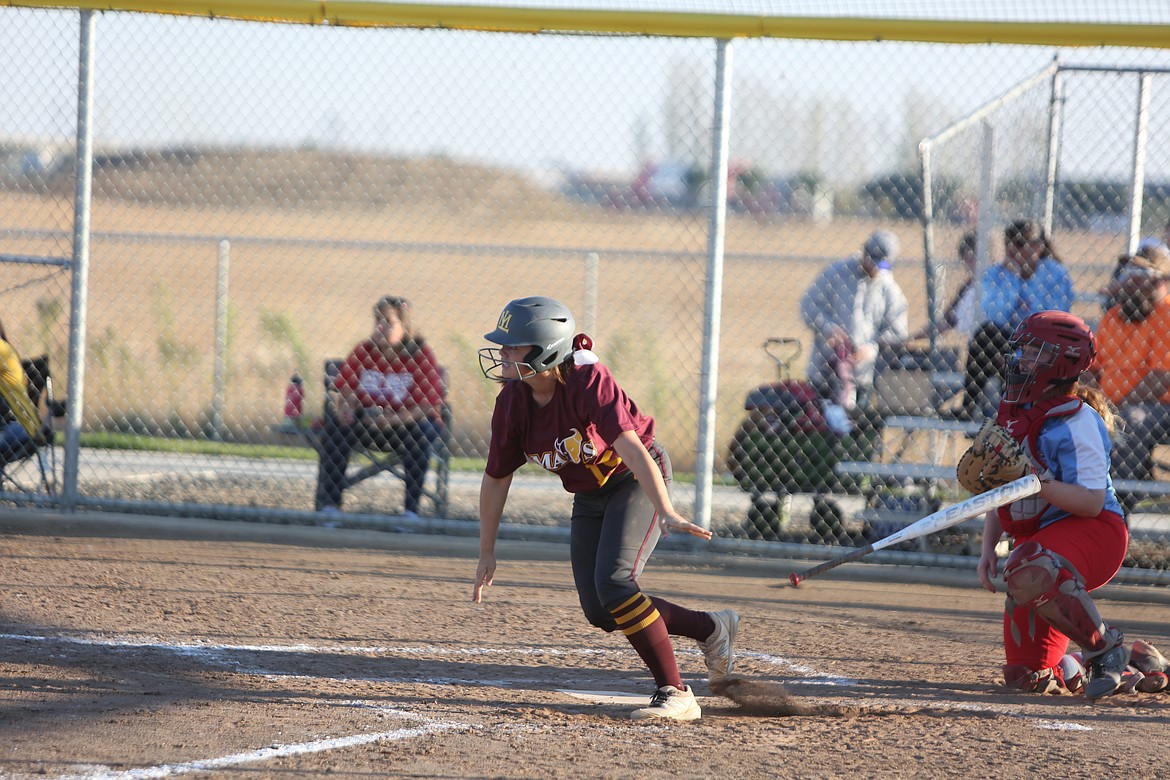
<box><xmin>1003</xmin><ymin>311</ymin><xmax>1096</xmax><ymax>405</ymax></box>
<box><xmin>479</xmin><ymin>296</ymin><xmax>575</xmax><ymax>380</ymax></box>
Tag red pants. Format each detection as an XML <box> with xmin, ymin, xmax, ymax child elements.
<box><xmin>1003</xmin><ymin>512</ymin><xmax>1128</xmax><ymax>671</ymax></box>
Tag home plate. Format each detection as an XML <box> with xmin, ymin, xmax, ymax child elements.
<box><xmin>558</xmin><ymin>689</ymin><xmax>712</xmax><ymax>706</ymax></box>
<box><xmin>558</xmin><ymin>689</ymin><xmax>647</xmax><ymax>705</ymax></box>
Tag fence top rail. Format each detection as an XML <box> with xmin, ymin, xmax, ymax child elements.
<box><xmin>1059</xmin><ymin>64</ymin><xmax>1170</xmax><ymax>75</ymax></box>
<box><xmin>0</xmin><ymin>227</ymin><xmax>884</xmax><ymax>264</ymax></box>
<box><xmin>7</xmin><ymin>2</ymin><xmax>1170</xmax><ymax>48</ymax></box>
<box><xmin>0</xmin><ymin>253</ymin><xmax>71</xmax><ymax>267</ymax></box>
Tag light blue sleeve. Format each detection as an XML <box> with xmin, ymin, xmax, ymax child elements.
<box><xmin>1037</xmin><ymin>407</ymin><xmax>1123</xmax><ymax>524</ymax></box>
<box><xmin>1041</xmin><ymin>411</ymin><xmax>1107</xmax><ymax>489</ymax></box>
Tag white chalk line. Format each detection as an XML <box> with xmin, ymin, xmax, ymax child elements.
<box><xmin>1</xmin><ymin>632</ymin><xmax>848</xmax><ymax>679</ymax></box>
<box><xmin>54</xmin><ymin>701</ymin><xmax>469</xmax><ymax>780</ymax></box>
<box><xmin>736</xmin><ymin>650</ymin><xmax>855</xmax><ymax>686</ymax></box>
<box><xmin>3</xmin><ymin>632</ymin><xmax>1090</xmax><ymax>734</ymax></box>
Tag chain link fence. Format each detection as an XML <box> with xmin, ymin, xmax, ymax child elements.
<box><xmin>4</xmin><ymin>7</ymin><xmax>1170</xmax><ymax>580</ymax></box>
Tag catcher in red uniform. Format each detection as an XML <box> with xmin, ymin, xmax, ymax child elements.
<box><xmin>961</xmin><ymin>311</ymin><xmax>1145</xmax><ymax>699</ymax></box>
<box><xmin>472</xmin><ymin>296</ymin><xmax>739</xmax><ymax>722</ymax></box>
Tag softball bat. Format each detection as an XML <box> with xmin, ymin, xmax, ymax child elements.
<box><xmin>788</xmin><ymin>473</ymin><xmax>1041</xmax><ymax>587</ymax></box>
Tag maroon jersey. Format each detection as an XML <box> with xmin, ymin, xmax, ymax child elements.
<box><xmin>485</xmin><ymin>362</ymin><xmax>655</xmax><ymax>492</ymax></box>
<box><xmin>334</xmin><ymin>340</ymin><xmax>444</xmax><ymax>413</ymax></box>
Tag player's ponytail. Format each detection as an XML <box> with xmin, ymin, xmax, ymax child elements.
<box><xmin>1048</xmin><ymin>377</ymin><xmax>1117</xmax><ymax>435</ymax></box>
<box><xmin>1075</xmin><ymin>383</ymin><xmax>1118</xmax><ymax>435</ymax></box>
<box><xmin>553</xmin><ymin>333</ymin><xmax>599</xmax><ymax>384</ymax></box>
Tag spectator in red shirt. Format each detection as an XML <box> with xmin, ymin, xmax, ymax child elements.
<box><xmin>315</xmin><ymin>296</ymin><xmax>444</xmax><ymax>517</ymax></box>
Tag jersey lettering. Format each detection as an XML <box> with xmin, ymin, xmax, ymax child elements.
<box><xmin>529</xmin><ymin>427</ymin><xmax>600</xmax><ymax>474</ymax></box>
<box><xmin>529</xmin><ymin>451</ymin><xmax>567</xmax><ymax>471</ymax></box>
<box><xmin>357</xmin><ymin>370</ymin><xmax>414</xmax><ymax>404</ymax></box>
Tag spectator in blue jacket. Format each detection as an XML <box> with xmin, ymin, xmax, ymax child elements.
<box><xmin>958</xmin><ymin>219</ymin><xmax>1074</xmax><ymax>419</ymax></box>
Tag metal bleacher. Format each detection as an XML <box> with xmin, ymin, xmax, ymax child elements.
<box><xmin>835</xmin><ymin>457</ymin><xmax>1170</xmax><ymax>500</ymax></box>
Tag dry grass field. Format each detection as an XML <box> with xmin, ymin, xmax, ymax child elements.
<box><xmin>0</xmin><ymin>152</ymin><xmax>1124</xmax><ymax>468</ymax></box>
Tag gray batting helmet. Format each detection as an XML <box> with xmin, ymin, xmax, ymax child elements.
<box><xmin>480</xmin><ymin>296</ymin><xmax>576</xmax><ymax>380</ymax></box>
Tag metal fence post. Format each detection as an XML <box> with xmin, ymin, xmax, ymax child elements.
<box><xmin>1042</xmin><ymin>58</ymin><xmax>1063</xmax><ymax>236</ymax></box>
<box><xmin>583</xmin><ymin>251</ymin><xmax>598</xmax><ymax>336</ymax></box>
<box><xmin>211</xmin><ymin>239</ymin><xmax>230</xmax><ymax>441</ymax></box>
<box><xmin>971</xmin><ymin>121</ymin><xmax>998</xmax><ymax>325</ymax></box>
<box><xmin>919</xmin><ymin>142</ymin><xmax>939</xmax><ymax>349</ymax></box>
<box><xmin>1127</xmin><ymin>72</ymin><xmax>1152</xmax><ymax>255</ymax></box>
<box><xmin>62</xmin><ymin>9</ymin><xmax>96</xmax><ymax>511</ymax></box>
<box><xmin>694</xmin><ymin>37</ymin><xmax>732</xmax><ymax>532</ymax></box>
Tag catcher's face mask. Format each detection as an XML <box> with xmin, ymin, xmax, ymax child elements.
<box><xmin>1005</xmin><ymin>338</ymin><xmax>1086</xmax><ymax>405</ymax></box>
<box><xmin>1003</xmin><ymin>342</ymin><xmax>1053</xmax><ymax>404</ymax></box>
<box><xmin>1003</xmin><ymin>311</ymin><xmax>1095</xmax><ymax>405</ymax></box>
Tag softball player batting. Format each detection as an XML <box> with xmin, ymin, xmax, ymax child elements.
<box><xmin>967</xmin><ymin>311</ymin><xmax>1133</xmax><ymax>699</ymax></box>
<box><xmin>472</xmin><ymin>296</ymin><xmax>738</xmax><ymax>721</ymax></box>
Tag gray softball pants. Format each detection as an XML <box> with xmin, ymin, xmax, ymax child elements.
<box><xmin>569</xmin><ymin>440</ymin><xmax>671</xmax><ymax>632</ymax></box>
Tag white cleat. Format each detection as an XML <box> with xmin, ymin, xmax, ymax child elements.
<box><xmin>698</xmin><ymin>609</ymin><xmax>740</xmax><ymax>684</ymax></box>
<box><xmin>630</xmin><ymin>685</ymin><xmax>701</xmax><ymax>722</ymax></box>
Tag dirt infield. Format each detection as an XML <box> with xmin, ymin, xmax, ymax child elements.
<box><xmin>3</xmin><ymin>512</ymin><xmax>1170</xmax><ymax>779</ymax></box>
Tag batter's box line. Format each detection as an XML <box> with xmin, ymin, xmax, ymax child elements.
<box><xmin>5</xmin><ymin>633</ymin><xmax>1088</xmax><ymax>748</ymax></box>
<box><xmin>732</xmin><ymin>649</ymin><xmax>856</xmax><ymax>686</ymax></box>
<box><xmin>865</xmin><ymin>697</ymin><xmax>1093</xmax><ymax>732</ymax></box>
<box><xmin>52</xmin><ymin>697</ymin><xmax>672</xmax><ymax>780</ymax></box>
<box><xmin>0</xmin><ymin>632</ymin><xmax>642</xmax><ymax>690</ymax></box>
<box><xmin>1</xmin><ymin>633</ymin><xmax>619</xmax><ymax>658</ymax></box>
<box><xmin>54</xmin><ymin>715</ymin><xmax>471</xmax><ymax>780</ymax></box>
<box><xmin>1</xmin><ymin>631</ymin><xmax>854</xmax><ymax>688</ymax></box>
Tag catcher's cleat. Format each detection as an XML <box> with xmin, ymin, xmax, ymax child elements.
<box><xmin>1003</xmin><ymin>665</ymin><xmax>1065</xmax><ymax>694</ymax></box>
<box><xmin>1129</xmin><ymin>639</ymin><xmax>1170</xmax><ymax>675</ymax></box>
<box><xmin>1136</xmin><ymin>671</ymin><xmax>1169</xmax><ymax>693</ymax></box>
<box><xmin>1057</xmin><ymin>654</ymin><xmax>1085</xmax><ymax>694</ymax></box>
<box><xmin>698</xmin><ymin>609</ymin><xmax>739</xmax><ymax>684</ymax></box>
<box><xmin>630</xmin><ymin>685</ymin><xmax>701</xmax><ymax>722</ymax></box>
<box><xmin>1119</xmin><ymin>670</ymin><xmax>1146</xmax><ymax>695</ymax></box>
<box><xmin>1084</xmin><ymin>629</ymin><xmax>1130</xmax><ymax>702</ymax></box>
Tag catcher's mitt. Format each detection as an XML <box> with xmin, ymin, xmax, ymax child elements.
<box><xmin>956</xmin><ymin>419</ymin><xmax>1032</xmax><ymax>494</ymax></box>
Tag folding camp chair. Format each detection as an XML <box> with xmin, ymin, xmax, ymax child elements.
<box><xmin>0</xmin><ymin>355</ymin><xmax>65</xmax><ymax>496</ymax></box>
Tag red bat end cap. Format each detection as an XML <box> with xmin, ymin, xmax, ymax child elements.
<box><xmin>789</xmin><ymin>572</ymin><xmax>802</xmax><ymax>588</ymax></box>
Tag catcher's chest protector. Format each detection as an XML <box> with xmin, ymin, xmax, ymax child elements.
<box><xmin>995</xmin><ymin>395</ymin><xmax>1082</xmax><ymax>535</ymax></box>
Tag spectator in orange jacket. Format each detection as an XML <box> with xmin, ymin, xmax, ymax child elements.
<box><xmin>1092</xmin><ymin>243</ymin><xmax>1170</xmax><ymax>483</ymax></box>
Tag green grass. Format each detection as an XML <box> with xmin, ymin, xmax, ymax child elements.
<box><xmin>65</xmin><ymin>432</ymin><xmax>731</xmax><ymax>486</ymax></box>
<box><xmin>73</xmin><ymin>430</ymin><xmax>489</xmax><ymax>473</ymax></box>
<box><xmin>76</xmin><ymin>431</ymin><xmax>318</xmax><ymax>460</ymax></box>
